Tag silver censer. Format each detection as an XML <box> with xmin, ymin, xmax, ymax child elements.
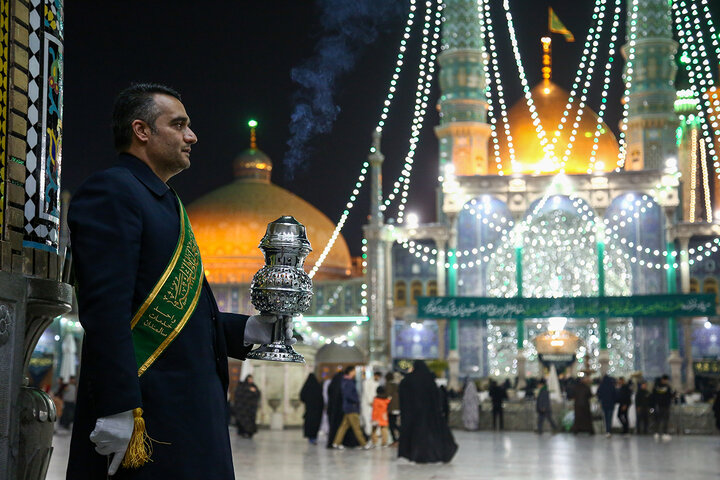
<box><xmin>246</xmin><ymin>216</ymin><xmax>312</xmax><ymax>363</ymax></box>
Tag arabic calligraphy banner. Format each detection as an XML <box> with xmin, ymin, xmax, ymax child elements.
<box><xmin>417</xmin><ymin>294</ymin><xmax>717</xmax><ymax>319</ymax></box>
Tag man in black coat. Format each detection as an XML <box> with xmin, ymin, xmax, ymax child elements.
<box><xmin>535</xmin><ymin>379</ymin><xmax>557</xmax><ymax>434</ymax></box>
<box><xmin>66</xmin><ymin>83</ymin><xmax>292</xmax><ymax>479</ymax></box>
<box><xmin>616</xmin><ymin>377</ymin><xmax>632</xmax><ymax>434</ymax></box>
<box><xmin>651</xmin><ymin>374</ymin><xmax>674</xmax><ymax>441</ymax></box>
<box><xmin>488</xmin><ymin>379</ymin><xmax>508</xmax><ymax>430</ymax></box>
<box><xmin>635</xmin><ymin>380</ymin><xmax>651</xmax><ymax>434</ymax></box>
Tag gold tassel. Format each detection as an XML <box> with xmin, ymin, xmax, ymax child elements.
<box><xmin>121</xmin><ymin>408</ymin><xmax>153</xmax><ymax>469</ymax></box>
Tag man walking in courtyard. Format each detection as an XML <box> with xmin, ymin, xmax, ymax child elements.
<box><xmin>66</xmin><ymin>83</ymin><xmax>290</xmax><ymax>479</ymax></box>
<box><xmin>332</xmin><ymin>366</ymin><xmax>369</xmax><ymax>449</ymax></box>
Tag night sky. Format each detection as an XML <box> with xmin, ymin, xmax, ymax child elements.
<box><xmin>62</xmin><ymin>1</ymin><xmax>719</xmax><ymax>256</ymax></box>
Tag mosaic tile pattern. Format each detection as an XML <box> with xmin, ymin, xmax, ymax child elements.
<box><xmin>23</xmin><ymin>0</ymin><xmax>63</xmax><ymax>252</ymax></box>
<box><xmin>0</xmin><ymin>0</ymin><xmax>8</xmax><ymax>231</ymax></box>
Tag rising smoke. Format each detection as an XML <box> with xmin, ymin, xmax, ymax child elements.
<box><xmin>284</xmin><ymin>0</ymin><xmax>402</xmax><ymax>178</ymax></box>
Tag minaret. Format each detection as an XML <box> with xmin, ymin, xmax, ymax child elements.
<box><xmin>435</xmin><ymin>0</ymin><xmax>492</xmax><ymax>177</ymax></box>
<box><xmin>436</xmin><ymin>0</ymin><xmax>492</xmax><ymax>390</ymax></box>
<box><xmin>364</xmin><ymin>131</ymin><xmax>388</xmax><ymax>366</ymax></box>
<box><xmin>621</xmin><ymin>0</ymin><xmax>678</xmax><ymax>170</ymax></box>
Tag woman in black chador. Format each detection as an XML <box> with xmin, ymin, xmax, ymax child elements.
<box><xmin>300</xmin><ymin>373</ymin><xmax>324</xmax><ymax>444</ymax></box>
<box><xmin>233</xmin><ymin>375</ymin><xmax>261</xmax><ymax>438</ymax></box>
<box><xmin>571</xmin><ymin>376</ymin><xmax>595</xmax><ymax>434</ymax></box>
<box><xmin>398</xmin><ymin>361</ymin><xmax>458</xmax><ymax>463</ymax></box>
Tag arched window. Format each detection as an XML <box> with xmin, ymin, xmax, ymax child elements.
<box><xmin>427</xmin><ymin>280</ymin><xmax>438</xmax><ymax>297</ymax></box>
<box><xmin>703</xmin><ymin>278</ymin><xmax>719</xmax><ymax>305</ymax></box>
<box><xmin>394</xmin><ymin>281</ymin><xmax>407</xmax><ymax>307</ymax></box>
<box><xmin>410</xmin><ymin>280</ymin><xmax>423</xmax><ymax>306</ymax></box>
<box><xmin>689</xmin><ymin>278</ymin><xmax>699</xmax><ymax>293</ymax></box>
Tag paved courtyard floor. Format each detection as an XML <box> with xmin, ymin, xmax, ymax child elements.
<box><xmin>47</xmin><ymin>429</ymin><xmax>720</xmax><ymax>480</ymax></box>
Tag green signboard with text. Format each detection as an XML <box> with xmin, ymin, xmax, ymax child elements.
<box><xmin>417</xmin><ymin>294</ymin><xmax>716</xmax><ymax>320</ymax></box>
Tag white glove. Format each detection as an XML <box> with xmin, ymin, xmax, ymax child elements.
<box><xmin>244</xmin><ymin>315</ymin><xmax>296</xmax><ymax>345</ymax></box>
<box><xmin>89</xmin><ymin>409</ymin><xmax>134</xmax><ymax>475</ymax></box>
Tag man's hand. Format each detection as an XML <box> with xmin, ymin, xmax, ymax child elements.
<box><xmin>89</xmin><ymin>409</ymin><xmax>134</xmax><ymax>476</ymax></box>
<box><xmin>244</xmin><ymin>315</ymin><xmax>297</xmax><ymax>345</ymax></box>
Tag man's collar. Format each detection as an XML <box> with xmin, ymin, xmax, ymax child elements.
<box><xmin>118</xmin><ymin>153</ymin><xmax>170</xmax><ymax>197</ymax></box>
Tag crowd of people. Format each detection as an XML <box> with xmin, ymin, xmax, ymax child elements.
<box><xmin>296</xmin><ymin>361</ymin><xmax>458</xmax><ymax>464</ymax></box>
<box><xmin>460</xmin><ymin>371</ymin><xmax>720</xmax><ymax>440</ymax></box>
<box><xmin>586</xmin><ymin>374</ymin><xmax>676</xmax><ymax>439</ymax></box>
<box><xmin>227</xmin><ymin>364</ymin><xmax>720</xmax><ymax>467</ymax></box>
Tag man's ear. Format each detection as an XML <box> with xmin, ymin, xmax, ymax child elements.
<box><xmin>131</xmin><ymin>119</ymin><xmax>152</xmax><ymax>143</ymax></box>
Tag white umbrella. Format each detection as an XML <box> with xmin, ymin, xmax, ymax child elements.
<box><xmin>60</xmin><ymin>334</ymin><xmax>77</xmax><ymax>382</ymax></box>
<box><xmin>548</xmin><ymin>364</ymin><xmax>562</xmax><ymax>401</ymax></box>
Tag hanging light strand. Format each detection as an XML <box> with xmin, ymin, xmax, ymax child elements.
<box><xmin>483</xmin><ymin>0</ymin><xmax>519</xmax><ymax>171</ymax></box>
<box><xmin>617</xmin><ymin>0</ymin><xmax>639</xmax><ymax>169</ymax></box>
<box><xmin>502</xmin><ymin>0</ymin><xmax>550</xmax><ymax>162</ymax></box>
<box><xmin>308</xmin><ymin>0</ymin><xmax>419</xmax><ymax>278</ymax></box>
<box><xmin>542</xmin><ymin>0</ymin><xmax>609</xmax><ymax>173</ymax></box>
<box><xmin>385</xmin><ymin>0</ymin><xmax>443</xmax><ymax>224</ymax></box>
<box><xmin>587</xmin><ymin>0</ymin><xmax>623</xmax><ymax>173</ymax></box>
<box><xmin>672</xmin><ymin>0</ymin><xmax>719</xmax><ymax>178</ymax></box>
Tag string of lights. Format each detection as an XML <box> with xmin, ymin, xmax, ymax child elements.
<box><xmin>672</xmin><ymin>0</ymin><xmax>719</xmax><ymax>179</ymax></box>
<box><xmin>700</xmin><ymin>138</ymin><xmax>713</xmax><ymax>222</ymax></box>
<box><xmin>698</xmin><ymin>0</ymin><xmax>720</xmax><ymax>165</ymax></box>
<box><xmin>617</xmin><ymin>0</ymin><xmax>639</xmax><ymax>169</ymax></box>
<box><xmin>482</xmin><ymin>0</ymin><xmax>518</xmax><ymax>171</ymax></box>
<box><xmin>395</xmin><ymin>180</ymin><xmax>720</xmax><ymax>271</ymax></box>
<box><xmin>544</xmin><ymin>0</ymin><xmax>609</xmax><ymax>173</ymax></box>
<box><xmin>502</xmin><ymin>0</ymin><xmax>550</xmax><ymax>160</ymax></box>
<box><xmin>556</xmin><ymin>0</ymin><xmax>613</xmax><ymax>171</ymax></box>
<box><xmin>292</xmin><ymin>285</ymin><xmax>366</xmax><ymax>346</ymax></box>
<box><xmin>387</xmin><ymin>0</ymin><xmax>443</xmax><ymax>224</ymax></box>
<box><xmin>477</xmin><ymin>0</ymin><xmax>504</xmax><ymax>173</ymax></box>
<box><xmin>308</xmin><ymin>0</ymin><xmax>422</xmax><ymax>278</ymax></box>
<box><xmin>586</xmin><ymin>0</ymin><xmax>622</xmax><ymax>173</ymax></box>
<box><xmin>688</xmin><ymin>1</ymin><xmax>720</xmax><ymax>176</ymax></box>
<box><xmin>690</xmin><ymin>127</ymin><xmax>699</xmax><ymax>221</ymax></box>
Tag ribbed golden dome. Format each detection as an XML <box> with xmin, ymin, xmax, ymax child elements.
<box><xmin>187</xmin><ymin>149</ymin><xmax>352</xmax><ymax>284</ymax></box>
<box><xmin>495</xmin><ymin>82</ymin><xmax>619</xmax><ymax>175</ymax></box>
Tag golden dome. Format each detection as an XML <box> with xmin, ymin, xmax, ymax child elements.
<box><xmin>187</xmin><ymin>148</ymin><xmax>352</xmax><ymax>284</ymax></box>
<box><xmin>495</xmin><ymin>82</ymin><xmax>619</xmax><ymax>175</ymax></box>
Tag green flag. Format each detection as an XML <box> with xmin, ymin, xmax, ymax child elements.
<box><xmin>549</xmin><ymin>7</ymin><xmax>574</xmax><ymax>42</ymax></box>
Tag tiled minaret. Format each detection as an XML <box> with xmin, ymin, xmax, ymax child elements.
<box><xmin>622</xmin><ymin>0</ymin><xmax>678</xmax><ymax>170</ymax></box>
<box><xmin>435</xmin><ymin>0</ymin><xmax>492</xmax><ymax>177</ymax></box>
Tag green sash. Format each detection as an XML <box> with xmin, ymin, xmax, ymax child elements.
<box><xmin>130</xmin><ymin>195</ymin><xmax>204</xmax><ymax>376</ymax></box>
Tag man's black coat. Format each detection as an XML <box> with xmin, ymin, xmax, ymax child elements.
<box><xmin>67</xmin><ymin>154</ymin><xmax>251</xmax><ymax>479</ymax></box>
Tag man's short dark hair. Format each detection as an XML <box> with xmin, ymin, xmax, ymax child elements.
<box><xmin>112</xmin><ymin>83</ymin><xmax>181</xmax><ymax>152</ymax></box>
<box><xmin>343</xmin><ymin>365</ymin><xmax>355</xmax><ymax>375</ymax></box>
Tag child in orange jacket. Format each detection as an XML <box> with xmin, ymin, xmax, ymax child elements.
<box><xmin>371</xmin><ymin>386</ymin><xmax>392</xmax><ymax>447</ymax></box>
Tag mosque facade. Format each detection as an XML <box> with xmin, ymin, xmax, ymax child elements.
<box><xmin>183</xmin><ymin>0</ymin><xmax>720</xmax><ymax>420</ymax></box>
<box><xmin>365</xmin><ymin>0</ymin><xmax>720</xmax><ymax>394</ymax></box>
